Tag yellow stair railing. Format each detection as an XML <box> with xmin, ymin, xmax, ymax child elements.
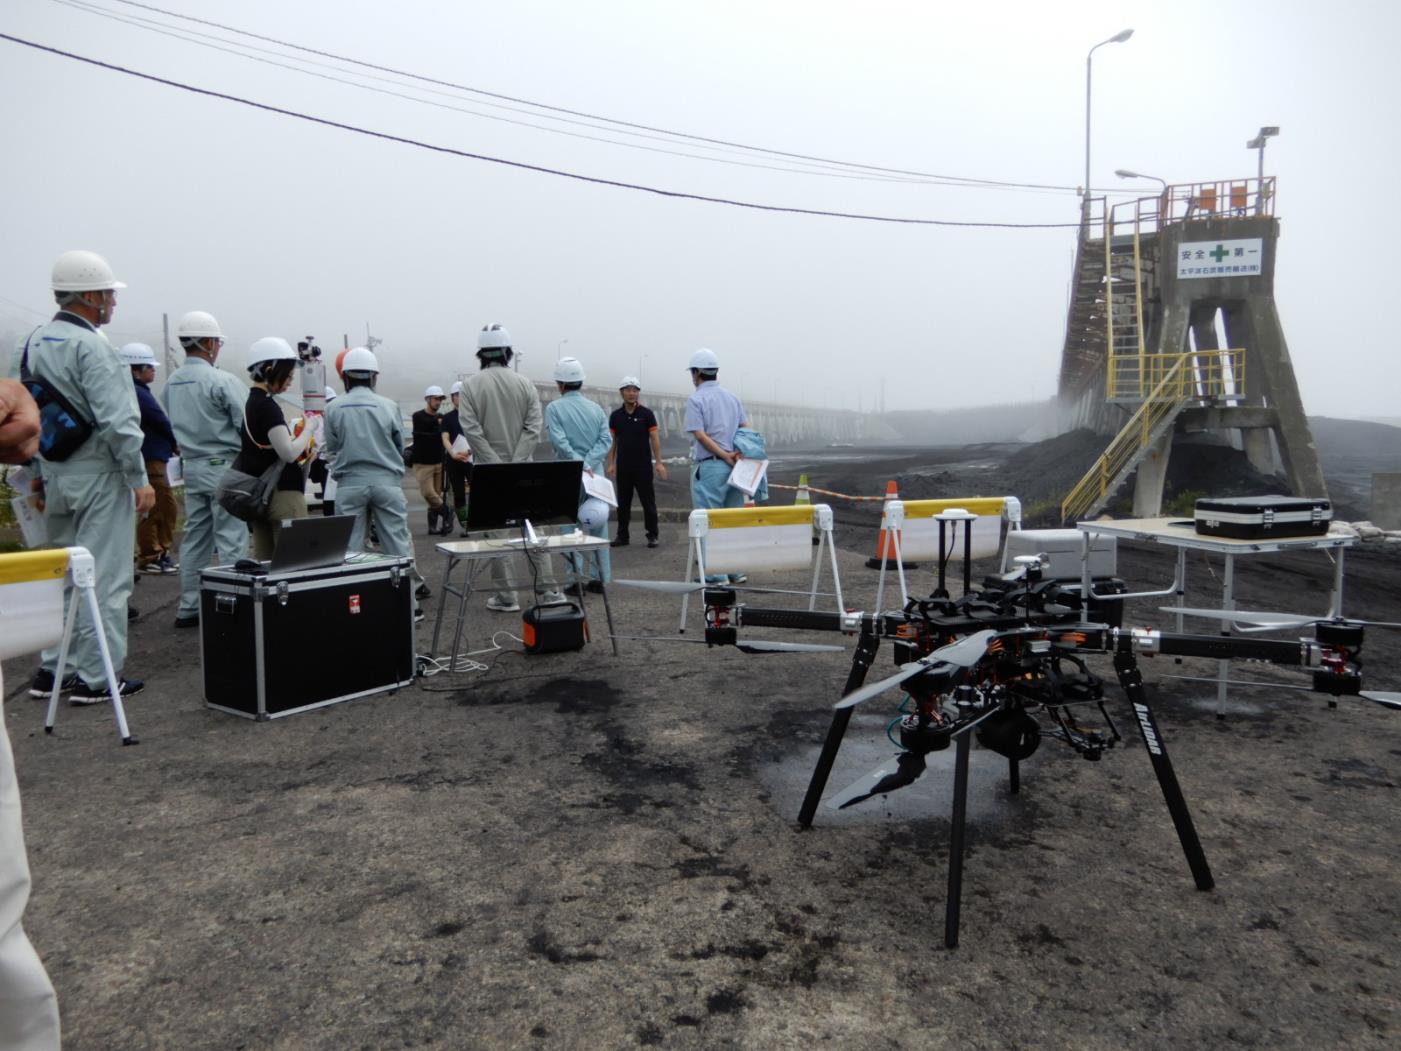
<box><xmin>1061</xmin><ymin>348</ymin><xmax>1247</xmax><ymax>523</ymax></box>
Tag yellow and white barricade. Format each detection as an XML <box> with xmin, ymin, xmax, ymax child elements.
<box><xmin>680</xmin><ymin>503</ymin><xmax>843</xmax><ymax>630</ymax></box>
<box><xmin>873</xmin><ymin>497</ymin><xmax>1022</xmax><ymax>611</ymax></box>
<box><xmin>0</xmin><ymin>547</ymin><xmax>136</xmax><ymax>745</ymax></box>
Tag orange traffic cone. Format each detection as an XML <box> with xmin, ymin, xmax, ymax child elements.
<box><xmin>866</xmin><ymin>480</ymin><xmax>917</xmax><ymax>569</ymax></box>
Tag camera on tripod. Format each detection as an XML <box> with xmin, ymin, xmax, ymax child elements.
<box><xmin>296</xmin><ymin>336</ymin><xmax>322</xmax><ymax>364</ymax></box>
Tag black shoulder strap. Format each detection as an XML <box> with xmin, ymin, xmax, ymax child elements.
<box><xmin>19</xmin><ymin>325</ymin><xmax>41</xmax><ymax>381</ymax></box>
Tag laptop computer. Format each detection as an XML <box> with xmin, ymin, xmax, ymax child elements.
<box><xmin>267</xmin><ymin>514</ymin><xmax>356</xmax><ymax>574</ymax></box>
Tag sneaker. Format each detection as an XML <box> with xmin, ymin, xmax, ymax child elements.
<box><xmin>173</xmin><ymin>614</ymin><xmax>199</xmax><ymax>629</ymax></box>
<box><xmin>729</xmin><ymin>574</ymin><xmax>748</xmax><ymax>585</ymax></box>
<box><xmin>485</xmin><ymin>594</ymin><xmax>521</xmax><ymax>613</ymax></box>
<box><xmin>610</xmin><ymin>537</ymin><xmax>630</xmax><ymax>548</ymax></box>
<box><xmin>158</xmin><ymin>554</ymin><xmax>179</xmax><ymax>574</ymax></box>
<box><xmin>141</xmin><ymin>560</ymin><xmax>164</xmax><ymax>575</ymax></box>
<box><xmin>415</xmin><ymin>582</ymin><xmax>432</xmax><ymax>600</ymax></box>
<box><xmin>413</xmin><ymin>606</ymin><xmax>426</xmax><ymax>624</ymax></box>
<box><xmin>29</xmin><ymin>669</ymin><xmax>80</xmax><ymax>699</ymax></box>
<box><xmin>538</xmin><ymin>590</ymin><xmax>568</xmax><ymax>607</ymax></box>
<box><xmin>586</xmin><ymin>580</ymin><xmax>605</xmax><ymax>594</ymax></box>
<box><xmin>129</xmin><ymin>606</ymin><xmax>140</xmax><ymax>621</ymax></box>
<box><xmin>647</xmin><ymin>538</ymin><xmax>659</xmax><ymax>548</ymax></box>
<box><xmin>70</xmin><ymin>677</ymin><xmax>145</xmax><ymax>706</ymax></box>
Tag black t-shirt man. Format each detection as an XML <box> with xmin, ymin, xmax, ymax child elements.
<box><xmin>233</xmin><ymin>388</ymin><xmax>303</xmax><ymax>491</ymax></box>
<box><xmin>608</xmin><ymin>404</ymin><xmax>659</xmax><ymax>469</ymax></box>
<box><xmin>410</xmin><ymin>409</ymin><xmax>443</xmax><ymax>465</ymax></box>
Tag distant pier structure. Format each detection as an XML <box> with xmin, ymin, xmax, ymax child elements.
<box><xmin>532</xmin><ymin>383</ymin><xmax>863</xmax><ymax>447</ymax></box>
<box><xmin>1056</xmin><ymin>177</ymin><xmax>1325</xmax><ymax>521</ymax></box>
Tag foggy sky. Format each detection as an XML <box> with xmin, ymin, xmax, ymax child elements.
<box><xmin>2</xmin><ymin>0</ymin><xmax>1398</xmax><ymax>418</ymax></box>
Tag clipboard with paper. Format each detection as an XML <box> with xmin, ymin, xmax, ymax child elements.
<box><xmin>726</xmin><ymin>457</ymin><xmax>769</xmax><ymax>497</ymax></box>
<box><xmin>582</xmin><ymin>468</ymin><xmax>617</xmax><ymax>507</ymax></box>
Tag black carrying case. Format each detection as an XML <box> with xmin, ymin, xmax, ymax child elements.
<box><xmin>200</xmin><ymin>556</ymin><xmax>416</xmax><ymax>720</ymax></box>
<box><xmin>1194</xmin><ymin>495</ymin><xmax>1332</xmax><ymax>539</ymax></box>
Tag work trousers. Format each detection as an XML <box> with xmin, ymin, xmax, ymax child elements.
<box><xmin>410</xmin><ymin>462</ymin><xmax>444</xmax><ymax>510</ymax></box>
<box><xmin>691</xmin><ymin>458</ymin><xmax>744</xmax><ymax>584</ymax></box>
<box><xmin>176</xmin><ymin>457</ymin><xmax>250</xmax><ymax>619</ymax></box>
<box><xmin>615</xmin><ymin>463</ymin><xmax>658</xmax><ymax>541</ymax></box>
<box><xmin>444</xmin><ymin>459</ymin><xmax>469</xmax><ymax>528</ymax></box>
<box><xmin>40</xmin><ymin>470</ymin><xmax>135</xmax><ymax>687</ymax></box>
<box><xmin>135</xmin><ymin>458</ymin><xmax>177</xmax><ymax>567</ymax></box>
<box><xmin>0</xmin><ymin>669</ymin><xmax>62</xmax><ymax>1051</ymax></box>
<box><xmin>251</xmin><ymin>489</ymin><xmax>308</xmax><ymax>562</ymax></box>
<box><xmin>335</xmin><ymin>482</ymin><xmax>425</xmax><ymax>586</ymax></box>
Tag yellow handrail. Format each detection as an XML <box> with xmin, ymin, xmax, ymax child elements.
<box><xmin>1062</xmin><ymin>349</ymin><xmax>1247</xmax><ymax>522</ymax></box>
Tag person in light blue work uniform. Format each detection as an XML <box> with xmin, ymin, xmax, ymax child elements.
<box><xmin>544</xmin><ymin>356</ymin><xmax>612</xmax><ymax>591</ymax></box>
<box><xmin>323</xmin><ymin>347</ymin><xmax>431</xmax><ymax>621</ymax></box>
<box><xmin>162</xmin><ymin>310</ymin><xmax>251</xmax><ymax>629</ymax></box>
<box><xmin>683</xmin><ymin>347</ymin><xmax>749</xmax><ymax>584</ymax></box>
<box><xmin>17</xmin><ymin>250</ymin><xmax>154</xmax><ymax>704</ymax></box>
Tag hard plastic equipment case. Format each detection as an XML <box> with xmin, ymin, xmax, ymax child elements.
<box><xmin>200</xmin><ymin>556</ymin><xmax>416</xmax><ymax>720</ymax></box>
<box><xmin>1194</xmin><ymin>495</ymin><xmax>1332</xmax><ymax>540</ymax></box>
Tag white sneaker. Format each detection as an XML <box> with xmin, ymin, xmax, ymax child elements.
<box><xmin>485</xmin><ymin>594</ymin><xmax>520</xmax><ymax>613</ymax></box>
<box><xmin>538</xmin><ymin>590</ymin><xmax>568</xmax><ymax>607</ymax></box>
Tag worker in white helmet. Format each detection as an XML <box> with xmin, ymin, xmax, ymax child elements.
<box><xmin>231</xmin><ymin>337</ymin><xmax>314</xmax><ymax>561</ymax></box>
<box><xmin>162</xmin><ymin>309</ymin><xmax>251</xmax><ymax>629</ymax></box>
<box><xmin>605</xmin><ymin>375</ymin><xmax>667</xmax><ymax>548</ymax></box>
<box><xmin>15</xmin><ymin>250</ymin><xmax>152</xmax><ymax>704</ymax></box>
<box><xmin>323</xmin><ymin>347</ymin><xmax>431</xmax><ymax>619</ymax></box>
<box><xmin>120</xmin><ymin>343</ymin><xmax>179</xmax><ymax>575</ymax></box>
<box><xmin>457</xmin><ymin>324</ymin><xmax>562</xmax><ymax>612</ymax></box>
<box><xmin>410</xmin><ymin>384</ymin><xmax>450</xmax><ymax>535</ymax></box>
<box><xmin>545</xmin><ymin>356</ymin><xmax>612</xmax><ymax>591</ymax></box>
<box><xmin>684</xmin><ymin>347</ymin><xmax>749</xmax><ymax>583</ymax></box>
<box><xmin>439</xmin><ymin>379</ymin><xmax>471</xmax><ymax>536</ymax></box>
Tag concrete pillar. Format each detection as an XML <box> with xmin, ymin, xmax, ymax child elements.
<box><xmin>1132</xmin><ymin>432</ymin><xmax>1173</xmax><ymax>517</ymax></box>
<box><xmin>1371</xmin><ymin>473</ymin><xmax>1401</xmax><ymax>530</ymax></box>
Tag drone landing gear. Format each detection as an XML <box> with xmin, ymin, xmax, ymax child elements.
<box><xmin>797</xmin><ymin>628</ymin><xmax>881</xmax><ymax>828</ymax></box>
<box><xmin>1113</xmin><ymin>652</ymin><xmax>1215</xmax><ymax>893</ymax></box>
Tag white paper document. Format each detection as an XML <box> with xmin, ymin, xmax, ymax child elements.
<box><xmin>451</xmin><ymin>434</ymin><xmax>471</xmax><ymax>457</ymax></box>
<box><xmin>726</xmin><ymin>457</ymin><xmax>769</xmax><ymax>497</ymax></box>
<box><xmin>11</xmin><ymin>493</ymin><xmax>47</xmax><ymax>548</ymax></box>
<box><xmin>166</xmin><ymin>455</ymin><xmax>184</xmax><ymax>487</ymax></box>
<box><xmin>581</xmin><ymin>468</ymin><xmax>617</xmax><ymax>507</ymax></box>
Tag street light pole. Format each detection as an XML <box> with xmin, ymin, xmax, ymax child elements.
<box><xmin>1246</xmin><ymin>126</ymin><xmax>1279</xmax><ymax>215</ymax></box>
<box><xmin>557</xmin><ymin>338</ymin><xmax>569</xmax><ymax>362</ymax></box>
<box><xmin>1115</xmin><ymin>168</ymin><xmax>1166</xmax><ymax>192</ymax></box>
<box><xmin>1084</xmin><ymin>29</ymin><xmax>1135</xmax><ymax>222</ymax></box>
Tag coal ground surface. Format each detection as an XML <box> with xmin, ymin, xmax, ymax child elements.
<box><xmin>4</xmin><ymin>442</ymin><xmax>1401</xmax><ymax>1049</ymax></box>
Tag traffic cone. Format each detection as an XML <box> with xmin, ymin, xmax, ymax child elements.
<box><xmin>866</xmin><ymin>480</ymin><xmax>917</xmax><ymax>569</ymax></box>
<box><xmin>795</xmin><ymin>474</ymin><xmax>811</xmax><ymax>506</ymax></box>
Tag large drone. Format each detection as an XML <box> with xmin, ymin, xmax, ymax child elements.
<box><xmin>623</xmin><ymin>552</ymin><xmax>1400</xmax><ymax>949</ymax></box>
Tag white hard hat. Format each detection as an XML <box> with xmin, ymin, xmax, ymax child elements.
<box><xmin>619</xmin><ymin>376</ymin><xmax>641</xmax><ymax>390</ymax></box>
<box><xmin>176</xmin><ymin>310</ymin><xmax>223</xmax><ymax>341</ymax></box>
<box><xmin>478</xmin><ymin>324</ymin><xmax>512</xmax><ymax>351</ymax></box>
<box><xmin>578</xmin><ymin>497</ymin><xmax>610</xmax><ymax>530</ymax></box>
<box><xmin>449</xmin><ymin>380</ymin><xmax>463</xmax><ymax>395</ymax></box>
<box><xmin>687</xmin><ymin>348</ymin><xmax>719</xmax><ymax>370</ymax></box>
<box><xmin>553</xmin><ymin>357</ymin><xmax>586</xmax><ymax>384</ymax></box>
<box><xmin>51</xmin><ymin>250</ymin><xmax>126</xmax><ymax>292</ymax></box>
<box><xmin>341</xmin><ymin>347</ymin><xmax>380</xmax><ymax>374</ymax></box>
<box><xmin>424</xmin><ymin>384</ymin><xmax>446</xmax><ymax>398</ymax></box>
<box><xmin>324</xmin><ymin>385</ymin><xmax>338</xmax><ymax>402</ymax></box>
<box><xmin>119</xmin><ymin>342</ymin><xmax>159</xmax><ymax>367</ymax></box>
<box><xmin>246</xmin><ymin>336</ymin><xmax>298</xmax><ymax>368</ymax></box>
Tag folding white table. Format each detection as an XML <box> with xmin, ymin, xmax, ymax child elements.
<box><xmin>1074</xmin><ymin>517</ymin><xmax>1356</xmax><ymax>713</ymax></box>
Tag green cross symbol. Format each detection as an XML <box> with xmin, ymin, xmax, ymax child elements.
<box><xmin>1209</xmin><ymin>244</ymin><xmax>1230</xmax><ymax>262</ymax></box>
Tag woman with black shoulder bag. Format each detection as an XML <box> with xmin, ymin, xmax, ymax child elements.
<box><xmin>232</xmin><ymin>337</ymin><xmax>313</xmax><ymax>560</ymax></box>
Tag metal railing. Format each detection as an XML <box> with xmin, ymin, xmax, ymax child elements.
<box><xmin>1079</xmin><ymin>176</ymin><xmax>1276</xmax><ymax>243</ymax></box>
<box><xmin>1061</xmin><ymin>348</ymin><xmax>1247</xmax><ymax>522</ymax></box>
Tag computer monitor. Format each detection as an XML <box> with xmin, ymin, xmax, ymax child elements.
<box><xmin>466</xmin><ymin>461</ymin><xmax>583</xmax><ymax>533</ymax></box>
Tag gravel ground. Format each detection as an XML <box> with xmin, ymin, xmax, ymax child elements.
<box><xmin>4</xmin><ymin>480</ymin><xmax>1400</xmax><ymax>1049</ymax></box>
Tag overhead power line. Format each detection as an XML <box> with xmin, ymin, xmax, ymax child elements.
<box><xmin>0</xmin><ymin>32</ymin><xmax>1084</xmax><ymax>229</ymax></box>
<box><xmin>97</xmin><ymin>0</ymin><xmax>1081</xmax><ymax>194</ymax></box>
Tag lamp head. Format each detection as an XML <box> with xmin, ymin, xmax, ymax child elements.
<box><xmin>1110</xmin><ymin>28</ymin><xmax>1134</xmax><ymax>43</ymax></box>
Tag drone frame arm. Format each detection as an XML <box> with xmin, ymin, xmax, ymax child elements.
<box><xmin>797</xmin><ymin>626</ymin><xmax>882</xmax><ymax>828</ymax></box>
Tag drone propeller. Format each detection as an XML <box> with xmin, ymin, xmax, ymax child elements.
<box><xmin>607</xmin><ymin>634</ymin><xmax>843</xmax><ymax>655</ymax></box>
<box><xmin>734</xmin><ymin>640</ymin><xmax>845</xmax><ymax>654</ymax></box>
<box><xmin>613</xmin><ymin>578</ymin><xmax>833</xmax><ymax>599</ymax></box>
<box><xmin>826</xmin><ymin>751</ymin><xmax>929</xmax><ymax>809</ymax></box>
<box><xmin>834</xmin><ymin>629</ymin><xmax>997</xmax><ymax>711</ymax></box>
<box><xmin>1161</xmin><ymin>606</ymin><xmax>1401</xmax><ymax>630</ymax></box>
<box><xmin>1360</xmin><ymin>691</ymin><xmax>1401</xmax><ymax>710</ymax></box>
